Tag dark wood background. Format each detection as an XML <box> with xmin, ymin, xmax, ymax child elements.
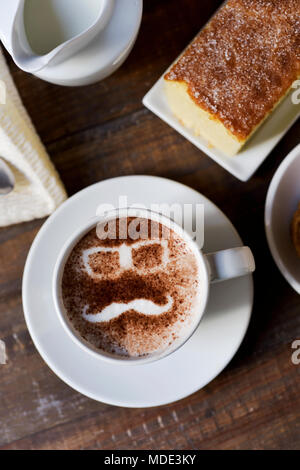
<box><xmin>0</xmin><ymin>0</ymin><xmax>299</xmax><ymax>450</ymax></box>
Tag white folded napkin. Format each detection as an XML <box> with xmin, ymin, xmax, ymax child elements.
<box><xmin>0</xmin><ymin>49</ymin><xmax>67</xmax><ymax>227</ymax></box>
<box><xmin>0</xmin><ymin>339</ymin><xmax>6</xmax><ymax>364</ymax></box>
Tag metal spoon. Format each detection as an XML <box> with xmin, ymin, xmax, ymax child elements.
<box><xmin>0</xmin><ymin>158</ymin><xmax>15</xmax><ymax>195</ymax></box>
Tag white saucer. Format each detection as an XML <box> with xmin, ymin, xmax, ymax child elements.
<box><xmin>22</xmin><ymin>176</ymin><xmax>253</xmax><ymax>407</ymax></box>
<box><xmin>265</xmin><ymin>144</ymin><xmax>300</xmax><ymax>294</ymax></box>
<box><xmin>34</xmin><ymin>0</ymin><xmax>143</xmax><ymax>86</ymax></box>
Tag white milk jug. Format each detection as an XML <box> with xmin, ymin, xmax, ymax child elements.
<box><xmin>0</xmin><ymin>0</ymin><xmax>114</xmax><ymax>72</ymax></box>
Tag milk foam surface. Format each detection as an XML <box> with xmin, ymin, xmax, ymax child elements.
<box><xmin>61</xmin><ymin>217</ymin><xmax>203</xmax><ymax>357</ymax></box>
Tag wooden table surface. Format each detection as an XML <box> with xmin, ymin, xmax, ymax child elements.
<box><xmin>0</xmin><ymin>0</ymin><xmax>300</xmax><ymax>451</ymax></box>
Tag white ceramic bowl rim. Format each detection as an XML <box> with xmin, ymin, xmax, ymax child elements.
<box><xmin>265</xmin><ymin>143</ymin><xmax>300</xmax><ymax>294</ymax></box>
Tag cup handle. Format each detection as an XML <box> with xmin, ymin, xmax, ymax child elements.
<box><xmin>204</xmin><ymin>247</ymin><xmax>255</xmax><ymax>283</ymax></box>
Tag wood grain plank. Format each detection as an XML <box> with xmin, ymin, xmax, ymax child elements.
<box><xmin>1</xmin><ymin>345</ymin><xmax>299</xmax><ymax>450</ymax></box>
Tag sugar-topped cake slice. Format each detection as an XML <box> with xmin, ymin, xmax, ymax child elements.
<box><xmin>164</xmin><ymin>0</ymin><xmax>300</xmax><ymax>156</ymax></box>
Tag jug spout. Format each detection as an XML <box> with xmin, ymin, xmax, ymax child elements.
<box><xmin>0</xmin><ymin>0</ymin><xmax>115</xmax><ymax>73</ymax></box>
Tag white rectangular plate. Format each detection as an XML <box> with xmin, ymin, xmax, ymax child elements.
<box><xmin>143</xmin><ymin>74</ymin><xmax>300</xmax><ymax>182</ymax></box>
